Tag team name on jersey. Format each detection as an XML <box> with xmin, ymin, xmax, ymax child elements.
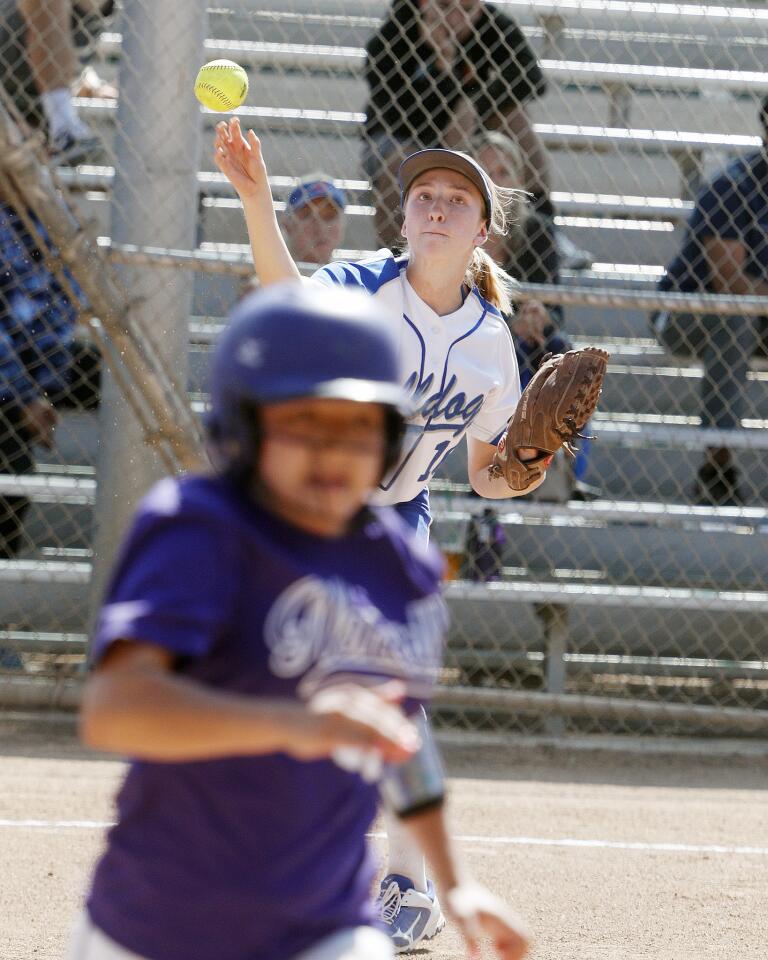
<box><xmin>264</xmin><ymin>575</ymin><xmax>447</xmax><ymax>696</ymax></box>
<box><xmin>405</xmin><ymin>370</ymin><xmax>485</xmax><ymax>437</ymax></box>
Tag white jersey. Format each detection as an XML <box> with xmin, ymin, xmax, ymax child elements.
<box><xmin>312</xmin><ymin>251</ymin><xmax>521</xmax><ymax>506</ymax></box>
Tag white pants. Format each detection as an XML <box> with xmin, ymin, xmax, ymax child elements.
<box><xmin>67</xmin><ymin>912</ymin><xmax>393</xmax><ymax>960</ymax></box>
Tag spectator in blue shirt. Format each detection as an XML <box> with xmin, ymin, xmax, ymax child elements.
<box><xmin>0</xmin><ymin>198</ymin><xmax>97</xmax><ymax>559</ymax></box>
<box><xmin>653</xmin><ymin>96</ymin><xmax>768</xmax><ymax>506</ymax></box>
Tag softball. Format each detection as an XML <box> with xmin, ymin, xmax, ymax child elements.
<box><xmin>194</xmin><ymin>59</ymin><xmax>249</xmax><ymax>112</ymax></box>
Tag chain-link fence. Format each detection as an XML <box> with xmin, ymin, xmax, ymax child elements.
<box><xmin>0</xmin><ymin>0</ymin><xmax>207</xmax><ymax>689</ymax></box>
<box><xmin>0</xmin><ymin>0</ymin><xmax>767</xmax><ymax>737</ymax></box>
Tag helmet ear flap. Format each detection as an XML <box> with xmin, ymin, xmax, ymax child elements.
<box><xmin>381</xmin><ymin>407</ymin><xmax>406</xmax><ymax>479</ymax></box>
<box><xmin>211</xmin><ymin>401</ymin><xmax>262</xmax><ymax>486</ymax></box>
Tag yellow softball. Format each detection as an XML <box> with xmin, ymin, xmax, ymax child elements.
<box><xmin>194</xmin><ymin>59</ymin><xmax>249</xmax><ymax>112</ymax></box>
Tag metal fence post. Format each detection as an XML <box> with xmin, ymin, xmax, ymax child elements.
<box><xmin>90</xmin><ymin>0</ymin><xmax>207</xmax><ymax>618</ymax></box>
<box><xmin>538</xmin><ymin>603</ymin><xmax>568</xmax><ymax>737</ymax></box>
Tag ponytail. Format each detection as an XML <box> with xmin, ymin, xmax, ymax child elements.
<box><xmin>463</xmin><ymin>148</ymin><xmax>528</xmax><ymax>316</ymax></box>
<box><xmin>466</xmin><ymin>246</ymin><xmax>517</xmax><ymax>315</ymax></box>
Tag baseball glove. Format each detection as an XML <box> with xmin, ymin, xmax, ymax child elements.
<box><xmin>490</xmin><ymin>347</ymin><xmax>609</xmax><ymax>492</ymax></box>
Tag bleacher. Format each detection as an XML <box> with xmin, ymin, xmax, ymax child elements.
<box><xmin>3</xmin><ymin>0</ymin><xmax>768</xmax><ymax>712</ymax></box>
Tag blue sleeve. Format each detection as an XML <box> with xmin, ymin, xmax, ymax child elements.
<box><xmin>313</xmin><ymin>261</ymin><xmax>362</xmax><ymax>288</ymax></box>
<box><xmin>92</xmin><ymin>496</ymin><xmax>238</xmax><ymax>661</ymax></box>
<box><xmin>690</xmin><ymin>171</ymin><xmax>749</xmax><ymax>242</ymax></box>
<box><xmin>0</xmin><ymin>287</ymin><xmax>76</xmax><ymax>401</ymax></box>
<box><xmin>311</xmin><ymin>254</ymin><xmax>401</xmax><ymax>293</ymax></box>
<box><xmin>0</xmin><ymin>328</ymin><xmax>37</xmax><ymax>403</ymax></box>
<box><xmin>0</xmin><ymin>201</ymin><xmax>81</xmax><ymax>401</ymax></box>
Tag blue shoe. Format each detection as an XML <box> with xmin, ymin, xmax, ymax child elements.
<box><xmin>377</xmin><ymin>873</ymin><xmax>445</xmax><ymax>953</ymax></box>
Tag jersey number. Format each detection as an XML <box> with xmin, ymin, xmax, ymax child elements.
<box><xmin>417</xmin><ymin>440</ymin><xmax>451</xmax><ymax>483</ymax></box>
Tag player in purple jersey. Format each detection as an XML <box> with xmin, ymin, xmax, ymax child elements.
<box><xmin>68</xmin><ymin>284</ymin><xmax>529</xmax><ymax>960</ymax></box>
<box><xmin>214</xmin><ymin>118</ymin><xmax>550</xmax><ymax>950</ymax></box>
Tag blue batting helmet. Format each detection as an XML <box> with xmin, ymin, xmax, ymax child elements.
<box><xmin>207</xmin><ymin>281</ymin><xmax>410</xmax><ymax>479</ymax></box>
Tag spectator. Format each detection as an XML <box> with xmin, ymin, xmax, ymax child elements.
<box><xmin>241</xmin><ymin>173</ymin><xmax>347</xmax><ymax>297</ymax></box>
<box><xmin>475</xmin><ymin>129</ymin><xmax>600</xmax><ymax>500</ymax></box>
<box><xmin>362</xmin><ymin>0</ymin><xmax>550</xmax><ymax>250</ymax></box>
<box><xmin>652</xmin><ymin>96</ymin><xmax>768</xmax><ymax>507</ymax></box>
<box><xmin>473</xmin><ymin>130</ymin><xmax>568</xmax><ymax>384</ymax></box>
<box><xmin>0</xmin><ymin>0</ymin><xmax>115</xmax><ymax>163</ymax></box>
<box><xmin>0</xmin><ymin>197</ymin><xmax>98</xmax><ymax>560</ymax></box>
<box><xmin>282</xmin><ymin>173</ymin><xmax>347</xmax><ymax>267</ymax></box>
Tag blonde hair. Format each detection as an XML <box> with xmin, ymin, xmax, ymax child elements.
<box><xmin>466</xmin><ymin>132</ymin><xmax>534</xmax><ymax>313</ymax></box>
<box><xmin>465</xmin><ymin>247</ymin><xmax>516</xmax><ymax>315</ymax></box>
<box><xmin>471</xmin><ymin>141</ymin><xmax>529</xmax><ymax>315</ymax></box>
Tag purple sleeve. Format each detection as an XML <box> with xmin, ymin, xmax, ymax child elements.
<box><xmin>92</xmin><ymin>504</ymin><xmax>237</xmax><ymax>662</ymax></box>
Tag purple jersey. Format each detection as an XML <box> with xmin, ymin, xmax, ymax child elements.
<box><xmin>86</xmin><ymin>475</ymin><xmax>447</xmax><ymax>960</ymax></box>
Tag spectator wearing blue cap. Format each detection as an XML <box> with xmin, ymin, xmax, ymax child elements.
<box><xmin>240</xmin><ymin>175</ymin><xmax>347</xmax><ymax>297</ymax></box>
<box><xmin>283</xmin><ymin>173</ymin><xmax>347</xmax><ymax>268</ymax></box>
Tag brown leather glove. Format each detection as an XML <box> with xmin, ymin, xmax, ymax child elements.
<box><xmin>491</xmin><ymin>347</ymin><xmax>609</xmax><ymax>492</ymax></box>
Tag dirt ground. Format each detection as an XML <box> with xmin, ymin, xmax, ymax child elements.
<box><xmin>1</xmin><ymin>714</ymin><xmax>767</xmax><ymax>960</ymax></box>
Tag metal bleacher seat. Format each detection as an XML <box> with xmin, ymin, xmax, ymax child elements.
<box><xmin>65</xmin><ymin>96</ymin><xmax>748</xmax><ymax>262</ymax></box>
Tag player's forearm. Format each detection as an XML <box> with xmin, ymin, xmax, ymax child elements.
<box><xmin>19</xmin><ymin>0</ymin><xmax>76</xmax><ymax>91</ymax></box>
<box><xmin>80</xmin><ymin>668</ymin><xmax>296</xmax><ymax>760</ymax></box>
<box><xmin>241</xmin><ymin>194</ymin><xmax>302</xmax><ymax>286</ymax></box>
<box><xmin>469</xmin><ymin>464</ymin><xmax>546</xmax><ymax>498</ymax></box>
<box><xmin>401</xmin><ymin>803</ymin><xmax>467</xmax><ymax>894</ymax></box>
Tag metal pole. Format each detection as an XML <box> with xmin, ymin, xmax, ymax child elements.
<box><xmin>538</xmin><ymin>603</ymin><xmax>568</xmax><ymax>737</ymax></box>
<box><xmin>92</xmin><ymin>0</ymin><xmax>208</xmax><ymax>614</ymax></box>
<box><xmin>434</xmin><ymin>687</ymin><xmax>768</xmax><ymax>735</ymax></box>
<box><xmin>92</xmin><ymin>245</ymin><xmax>768</xmax><ymax>316</ymax></box>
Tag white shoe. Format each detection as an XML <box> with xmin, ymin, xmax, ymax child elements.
<box><xmin>377</xmin><ymin>873</ymin><xmax>446</xmax><ymax>953</ymax></box>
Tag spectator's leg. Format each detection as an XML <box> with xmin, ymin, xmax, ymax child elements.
<box><xmin>364</xmin><ymin>138</ymin><xmax>419</xmax><ymax>251</ymax></box>
<box><xmin>0</xmin><ymin>404</ymin><xmax>34</xmax><ymax>558</ymax></box>
<box><xmin>700</xmin><ymin>313</ymin><xmax>756</xmax><ymax>432</ymax></box>
<box><xmin>0</xmin><ymin>4</ymin><xmax>44</xmax><ymax>126</ymax></box>
<box><xmin>54</xmin><ymin>339</ymin><xmax>101</xmax><ymax>410</ymax></box>
<box><xmin>19</xmin><ymin>0</ymin><xmax>102</xmax><ymax>160</ymax></box>
<box><xmin>372</xmin><ymin>149</ymin><xmax>405</xmax><ymax>251</ymax></box>
<box><xmin>0</xmin><ymin>403</ymin><xmax>34</xmax><ymax>667</ymax></box>
<box><xmin>0</xmin><ymin>494</ymin><xmax>29</xmax><ymax>557</ymax></box>
<box><xmin>696</xmin><ymin>312</ymin><xmax>758</xmax><ymax>504</ymax></box>
<box><xmin>489</xmin><ymin>104</ymin><xmax>599</xmax><ymax>269</ymax></box>
<box><xmin>654</xmin><ymin>311</ymin><xmax>706</xmax><ymax>359</ymax></box>
<box><xmin>19</xmin><ymin>0</ymin><xmax>76</xmax><ymax>98</ymax></box>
